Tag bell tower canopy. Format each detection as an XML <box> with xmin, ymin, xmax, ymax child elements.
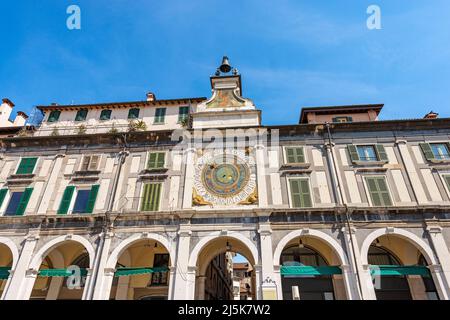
<box><xmin>192</xmin><ymin>56</ymin><xmax>261</xmax><ymax>129</ymax></box>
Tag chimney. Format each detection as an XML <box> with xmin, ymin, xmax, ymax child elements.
<box><xmin>2</xmin><ymin>98</ymin><xmax>15</xmax><ymax>107</ymax></box>
<box><xmin>146</xmin><ymin>92</ymin><xmax>156</xmax><ymax>102</ymax></box>
<box><xmin>424</xmin><ymin>111</ymin><xmax>439</xmax><ymax>119</ymax></box>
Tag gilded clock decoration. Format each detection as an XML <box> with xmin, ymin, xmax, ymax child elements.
<box><xmin>193</xmin><ymin>149</ymin><xmax>257</xmax><ymax>206</ymax></box>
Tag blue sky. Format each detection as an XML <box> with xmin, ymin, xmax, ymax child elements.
<box><xmin>1</xmin><ymin>1</ymin><xmax>449</xmax><ymax>125</ymax></box>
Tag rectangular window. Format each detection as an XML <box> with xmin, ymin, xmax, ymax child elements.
<box><xmin>48</xmin><ymin>110</ymin><xmax>61</xmax><ymax>123</ymax></box>
<box><xmin>80</xmin><ymin>155</ymin><xmax>100</xmax><ymax>171</ymax></box>
<box><xmin>154</xmin><ymin>108</ymin><xmax>166</xmax><ymax>124</ymax></box>
<box><xmin>332</xmin><ymin>116</ymin><xmax>352</xmax><ymax>123</ymax></box>
<box><xmin>128</xmin><ymin>108</ymin><xmax>140</xmax><ymax>119</ymax></box>
<box><xmin>150</xmin><ymin>253</ymin><xmax>169</xmax><ymax>286</ymax></box>
<box><xmin>147</xmin><ymin>152</ymin><xmax>165</xmax><ymax>169</ymax></box>
<box><xmin>75</xmin><ymin>109</ymin><xmax>88</xmax><ymax>121</ymax></box>
<box><xmin>430</xmin><ymin>143</ymin><xmax>450</xmax><ymax>160</ymax></box>
<box><xmin>4</xmin><ymin>188</ymin><xmax>33</xmax><ymax>216</ymax></box>
<box><xmin>366</xmin><ymin>176</ymin><xmax>392</xmax><ymax>206</ymax></box>
<box><xmin>178</xmin><ymin>106</ymin><xmax>189</xmax><ymax>123</ymax></box>
<box><xmin>357</xmin><ymin>146</ymin><xmax>377</xmax><ymax>161</ymax></box>
<box><xmin>285</xmin><ymin>147</ymin><xmax>305</xmax><ymax>164</ymax></box>
<box><xmin>289</xmin><ymin>178</ymin><xmax>312</xmax><ymax>208</ymax></box>
<box><xmin>140</xmin><ymin>183</ymin><xmax>162</xmax><ymax>211</ymax></box>
<box><xmin>71</xmin><ymin>185</ymin><xmax>99</xmax><ymax>214</ymax></box>
<box><xmin>16</xmin><ymin>157</ymin><xmax>38</xmax><ymax>175</ymax></box>
<box><xmin>99</xmin><ymin>109</ymin><xmax>112</xmax><ymax>120</ymax></box>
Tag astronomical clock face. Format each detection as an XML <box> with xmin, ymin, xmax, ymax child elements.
<box><xmin>193</xmin><ymin>149</ymin><xmax>257</xmax><ymax>206</ymax></box>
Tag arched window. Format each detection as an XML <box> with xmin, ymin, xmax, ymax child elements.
<box><xmin>280</xmin><ymin>245</ymin><xmax>328</xmax><ymax>266</ymax></box>
<box><xmin>368</xmin><ymin>245</ymin><xmax>401</xmax><ymax>265</ymax></box>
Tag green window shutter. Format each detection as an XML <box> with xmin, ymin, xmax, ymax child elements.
<box><xmin>48</xmin><ymin>111</ymin><xmax>60</xmax><ymax>122</ymax></box>
<box><xmin>289</xmin><ymin>179</ymin><xmax>312</xmax><ymax>208</ymax></box>
<box><xmin>178</xmin><ymin>106</ymin><xmax>189</xmax><ymax>122</ymax></box>
<box><xmin>147</xmin><ymin>152</ymin><xmax>165</xmax><ymax>169</ymax></box>
<box><xmin>15</xmin><ymin>187</ymin><xmax>33</xmax><ymax>215</ymax></box>
<box><xmin>16</xmin><ymin>157</ymin><xmax>38</xmax><ymax>175</ymax></box>
<box><xmin>75</xmin><ymin>110</ymin><xmax>88</xmax><ymax>121</ymax></box>
<box><xmin>347</xmin><ymin>145</ymin><xmax>359</xmax><ymax>162</ymax></box>
<box><xmin>444</xmin><ymin>176</ymin><xmax>450</xmax><ymax>192</ymax></box>
<box><xmin>366</xmin><ymin>177</ymin><xmax>392</xmax><ymax>206</ymax></box>
<box><xmin>85</xmin><ymin>185</ymin><xmax>99</xmax><ymax>214</ymax></box>
<box><xmin>128</xmin><ymin>108</ymin><xmax>140</xmax><ymax>119</ymax></box>
<box><xmin>286</xmin><ymin>147</ymin><xmax>304</xmax><ymax>163</ymax></box>
<box><xmin>141</xmin><ymin>183</ymin><xmax>161</xmax><ymax>211</ymax></box>
<box><xmin>100</xmin><ymin>110</ymin><xmax>111</xmax><ymax>120</ymax></box>
<box><xmin>0</xmin><ymin>189</ymin><xmax>7</xmax><ymax>209</ymax></box>
<box><xmin>375</xmin><ymin>144</ymin><xmax>388</xmax><ymax>161</ymax></box>
<box><xmin>420</xmin><ymin>143</ymin><xmax>435</xmax><ymax>161</ymax></box>
<box><xmin>58</xmin><ymin>186</ymin><xmax>75</xmax><ymax>215</ymax></box>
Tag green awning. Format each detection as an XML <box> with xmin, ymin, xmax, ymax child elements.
<box><xmin>115</xmin><ymin>266</ymin><xmax>169</xmax><ymax>277</ymax></box>
<box><xmin>281</xmin><ymin>265</ymin><xmax>342</xmax><ymax>276</ymax></box>
<box><xmin>38</xmin><ymin>268</ymin><xmax>88</xmax><ymax>277</ymax></box>
<box><xmin>0</xmin><ymin>266</ymin><xmax>11</xmax><ymax>280</ymax></box>
<box><xmin>369</xmin><ymin>265</ymin><xmax>431</xmax><ymax>277</ymax></box>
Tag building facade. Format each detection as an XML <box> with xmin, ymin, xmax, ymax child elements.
<box><xmin>1</xmin><ymin>58</ymin><xmax>450</xmax><ymax>300</ymax></box>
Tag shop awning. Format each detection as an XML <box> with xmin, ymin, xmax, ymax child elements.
<box><xmin>115</xmin><ymin>266</ymin><xmax>169</xmax><ymax>277</ymax></box>
<box><xmin>38</xmin><ymin>268</ymin><xmax>88</xmax><ymax>277</ymax></box>
<box><xmin>369</xmin><ymin>265</ymin><xmax>430</xmax><ymax>277</ymax></box>
<box><xmin>0</xmin><ymin>266</ymin><xmax>11</xmax><ymax>280</ymax></box>
<box><xmin>280</xmin><ymin>265</ymin><xmax>342</xmax><ymax>276</ymax></box>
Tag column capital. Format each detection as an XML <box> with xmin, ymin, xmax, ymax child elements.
<box><xmin>428</xmin><ymin>264</ymin><xmax>443</xmax><ymax>273</ymax></box>
<box><xmin>187</xmin><ymin>266</ymin><xmax>197</xmax><ymax>273</ymax></box>
<box><xmin>258</xmin><ymin>228</ymin><xmax>272</xmax><ymax>236</ymax></box>
<box><xmin>104</xmin><ymin>268</ymin><xmax>116</xmax><ymax>276</ymax></box>
<box><xmin>25</xmin><ymin>268</ymin><xmax>38</xmax><ymax>277</ymax></box>
<box><xmin>341</xmin><ymin>226</ymin><xmax>356</xmax><ymax>234</ymax></box>
<box><xmin>426</xmin><ymin>225</ymin><xmax>443</xmax><ymax>234</ymax></box>
<box><xmin>340</xmin><ymin>264</ymin><xmax>352</xmax><ymax>272</ymax></box>
<box><xmin>178</xmin><ymin>228</ymin><xmax>192</xmax><ymax>237</ymax></box>
<box><xmin>25</xmin><ymin>234</ymin><xmax>40</xmax><ymax>242</ymax></box>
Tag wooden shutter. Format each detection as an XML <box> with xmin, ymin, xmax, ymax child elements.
<box><xmin>0</xmin><ymin>189</ymin><xmax>7</xmax><ymax>210</ymax></box>
<box><xmin>147</xmin><ymin>153</ymin><xmax>165</xmax><ymax>169</ymax></box>
<box><xmin>347</xmin><ymin>145</ymin><xmax>360</xmax><ymax>162</ymax></box>
<box><xmin>366</xmin><ymin>177</ymin><xmax>392</xmax><ymax>206</ymax></box>
<box><xmin>140</xmin><ymin>183</ymin><xmax>161</xmax><ymax>211</ymax></box>
<box><xmin>286</xmin><ymin>147</ymin><xmax>304</xmax><ymax>163</ymax></box>
<box><xmin>289</xmin><ymin>179</ymin><xmax>312</xmax><ymax>208</ymax></box>
<box><xmin>85</xmin><ymin>185</ymin><xmax>99</xmax><ymax>213</ymax></box>
<box><xmin>16</xmin><ymin>158</ymin><xmax>38</xmax><ymax>175</ymax></box>
<box><xmin>88</xmin><ymin>156</ymin><xmax>100</xmax><ymax>170</ymax></box>
<box><xmin>156</xmin><ymin>153</ymin><xmax>165</xmax><ymax>168</ymax></box>
<box><xmin>58</xmin><ymin>186</ymin><xmax>75</xmax><ymax>214</ymax></box>
<box><xmin>420</xmin><ymin>143</ymin><xmax>435</xmax><ymax>161</ymax></box>
<box><xmin>81</xmin><ymin>156</ymin><xmax>91</xmax><ymax>171</ymax></box>
<box><xmin>375</xmin><ymin>145</ymin><xmax>388</xmax><ymax>161</ymax></box>
<box><xmin>15</xmin><ymin>187</ymin><xmax>33</xmax><ymax>215</ymax></box>
<box><xmin>147</xmin><ymin>153</ymin><xmax>157</xmax><ymax>169</ymax></box>
<box><xmin>444</xmin><ymin>176</ymin><xmax>450</xmax><ymax>192</ymax></box>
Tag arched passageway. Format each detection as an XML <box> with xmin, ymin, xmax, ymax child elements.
<box><xmin>108</xmin><ymin>239</ymin><xmax>171</xmax><ymax>300</ymax></box>
<box><xmin>0</xmin><ymin>243</ymin><xmax>13</xmax><ymax>298</ymax></box>
<box><xmin>192</xmin><ymin>236</ymin><xmax>258</xmax><ymax>300</ymax></box>
<box><xmin>367</xmin><ymin>235</ymin><xmax>439</xmax><ymax>300</ymax></box>
<box><xmin>30</xmin><ymin>241</ymin><xmax>91</xmax><ymax>300</ymax></box>
<box><xmin>279</xmin><ymin>236</ymin><xmax>348</xmax><ymax>300</ymax></box>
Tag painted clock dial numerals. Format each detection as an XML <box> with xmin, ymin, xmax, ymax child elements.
<box><xmin>194</xmin><ymin>149</ymin><xmax>257</xmax><ymax>206</ymax></box>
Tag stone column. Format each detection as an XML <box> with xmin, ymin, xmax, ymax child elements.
<box><xmin>258</xmin><ymin>223</ymin><xmax>279</xmax><ymax>300</ymax></box>
<box><xmin>428</xmin><ymin>264</ymin><xmax>449</xmax><ymax>300</ymax></box>
<box><xmin>182</xmin><ymin>148</ymin><xmax>196</xmax><ymax>209</ymax></box>
<box><xmin>115</xmin><ymin>275</ymin><xmax>130</xmax><ymax>300</ymax></box>
<box><xmin>45</xmin><ymin>277</ymin><xmax>63</xmax><ymax>300</ymax></box>
<box><xmin>185</xmin><ymin>266</ymin><xmax>197</xmax><ymax>300</ymax></box>
<box><xmin>92</xmin><ymin>232</ymin><xmax>114</xmax><ymax>300</ymax></box>
<box><xmin>196</xmin><ymin>275</ymin><xmax>207</xmax><ymax>300</ymax></box>
<box><xmin>253</xmin><ymin>264</ymin><xmax>263</xmax><ymax>300</ymax></box>
<box><xmin>426</xmin><ymin>225</ymin><xmax>450</xmax><ymax>298</ymax></box>
<box><xmin>3</xmin><ymin>234</ymin><xmax>39</xmax><ymax>300</ymax></box>
<box><xmin>81</xmin><ymin>269</ymin><xmax>93</xmax><ymax>300</ymax></box>
<box><xmin>172</xmin><ymin>226</ymin><xmax>193</xmax><ymax>299</ymax></box>
<box><xmin>255</xmin><ymin>144</ymin><xmax>268</xmax><ymax>207</ymax></box>
<box><xmin>340</xmin><ymin>227</ymin><xmax>374</xmax><ymax>300</ymax></box>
